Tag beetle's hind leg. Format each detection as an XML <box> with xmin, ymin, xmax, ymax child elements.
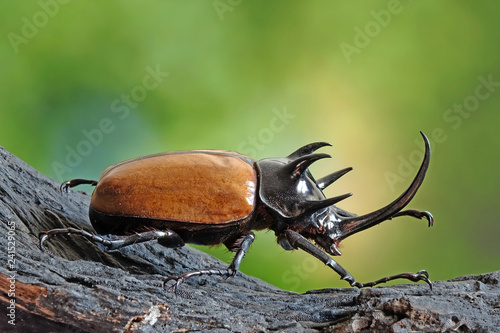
<box><xmin>164</xmin><ymin>232</ymin><xmax>255</xmax><ymax>292</ymax></box>
<box><xmin>39</xmin><ymin>228</ymin><xmax>185</xmax><ymax>251</ymax></box>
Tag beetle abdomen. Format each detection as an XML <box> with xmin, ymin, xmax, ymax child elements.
<box><xmin>90</xmin><ymin>151</ymin><xmax>257</xmax><ymax>226</ymax></box>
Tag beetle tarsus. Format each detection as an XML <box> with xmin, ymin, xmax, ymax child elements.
<box><xmin>393</xmin><ymin>209</ymin><xmax>434</xmax><ymax>227</ymax></box>
<box><xmin>60</xmin><ymin>178</ymin><xmax>98</xmax><ymax>192</ymax></box>
<box><xmin>354</xmin><ymin>270</ymin><xmax>432</xmax><ymax>290</ymax></box>
<box><xmin>164</xmin><ymin>268</ymin><xmax>237</xmax><ymax>292</ymax></box>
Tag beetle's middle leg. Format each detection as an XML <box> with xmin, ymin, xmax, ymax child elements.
<box><xmin>163</xmin><ymin>232</ymin><xmax>255</xmax><ymax>292</ymax></box>
<box><xmin>39</xmin><ymin>228</ymin><xmax>185</xmax><ymax>251</ymax></box>
<box><xmin>284</xmin><ymin>230</ymin><xmax>432</xmax><ymax>289</ymax></box>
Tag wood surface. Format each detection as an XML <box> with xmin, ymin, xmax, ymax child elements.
<box><xmin>0</xmin><ymin>146</ymin><xmax>499</xmax><ymax>332</ymax></box>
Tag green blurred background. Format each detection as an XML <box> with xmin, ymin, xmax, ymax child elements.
<box><xmin>1</xmin><ymin>1</ymin><xmax>499</xmax><ymax>292</ymax></box>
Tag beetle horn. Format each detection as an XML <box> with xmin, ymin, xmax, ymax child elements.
<box><xmin>286</xmin><ymin>153</ymin><xmax>331</xmax><ymax>179</ymax></box>
<box><xmin>336</xmin><ymin>132</ymin><xmax>431</xmax><ymax>241</ymax></box>
<box><xmin>317</xmin><ymin>167</ymin><xmax>353</xmax><ymax>190</ymax></box>
<box><xmin>301</xmin><ymin>193</ymin><xmax>353</xmax><ymax>215</ymax></box>
<box><xmin>287</xmin><ymin>142</ymin><xmax>331</xmax><ymax>159</ymax></box>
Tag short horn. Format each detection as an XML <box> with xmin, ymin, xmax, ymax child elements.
<box><xmin>285</xmin><ymin>153</ymin><xmax>331</xmax><ymax>179</ymax></box>
<box><xmin>300</xmin><ymin>193</ymin><xmax>353</xmax><ymax>215</ymax></box>
<box><xmin>317</xmin><ymin>167</ymin><xmax>353</xmax><ymax>190</ymax></box>
<box><xmin>336</xmin><ymin>132</ymin><xmax>431</xmax><ymax>241</ymax></box>
<box><xmin>287</xmin><ymin>142</ymin><xmax>331</xmax><ymax>159</ymax></box>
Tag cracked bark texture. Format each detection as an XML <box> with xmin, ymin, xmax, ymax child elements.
<box><xmin>0</xmin><ymin>145</ymin><xmax>499</xmax><ymax>333</ymax></box>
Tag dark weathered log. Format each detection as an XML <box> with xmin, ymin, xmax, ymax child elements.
<box><xmin>0</xmin><ymin>145</ymin><xmax>499</xmax><ymax>332</ymax></box>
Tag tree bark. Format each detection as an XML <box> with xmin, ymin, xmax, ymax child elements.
<box><xmin>0</xmin><ymin>145</ymin><xmax>499</xmax><ymax>333</ymax></box>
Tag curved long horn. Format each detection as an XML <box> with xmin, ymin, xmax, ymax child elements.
<box><xmin>336</xmin><ymin>131</ymin><xmax>431</xmax><ymax>241</ymax></box>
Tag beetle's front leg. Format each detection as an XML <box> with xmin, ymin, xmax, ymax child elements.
<box><xmin>284</xmin><ymin>230</ymin><xmax>432</xmax><ymax>289</ymax></box>
<box><xmin>164</xmin><ymin>232</ymin><xmax>255</xmax><ymax>292</ymax></box>
<box><xmin>284</xmin><ymin>230</ymin><xmax>357</xmax><ymax>285</ymax></box>
<box><xmin>392</xmin><ymin>209</ymin><xmax>434</xmax><ymax>227</ymax></box>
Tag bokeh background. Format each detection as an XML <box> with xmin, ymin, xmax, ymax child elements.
<box><xmin>1</xmin><ymin>1</ymin><xmax>498</xmax><ymax>292</ymax></box>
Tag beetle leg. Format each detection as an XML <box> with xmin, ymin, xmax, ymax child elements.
<box><xmin>392</xmin><ymin>209</ymin><xmax>434</xmax><ymax>227</ymax></box>
<box><xmin>356</xmin><ymin>270</ymin><xmax>432</xmax><ymax>289</ymax></box>
<box><xmin>39</xmin><ymin>227</ymin><xmax>184</xmax><ymax>251</ymax></box>
<box><xmin>60</xmin><ymin>179</ymin><xmax>98</xmax><ymax>192</ymax></box>
<box><xmin>284</xmin><ymin>230</ymin><xmax>432</xmax><ymax>289</ymax></box>
<box><xmin>164</xmin><ymin>232</ymin><xmax>255</xmax><ymax>292</ymax></box>
<box><xmin>284</xmin><ymin>230</ymin><xmax>354</xmax><ymax>283</ymax></box>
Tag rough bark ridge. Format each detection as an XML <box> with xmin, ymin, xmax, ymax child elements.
<box><xmin>0</xmin><ymin>146</ymin><xmax>499</xmax><ymax>333</ymax></box>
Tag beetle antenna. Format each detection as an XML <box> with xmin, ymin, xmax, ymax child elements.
<box><xmin>287</xmin><ymin>142</ymin><xmax>331</xmax><ymax>159</ymax></box>
<box><xmin>316</xmin><ymin>167</ymin><xmax>353</xmax><ymax>190</ymax></box>
<box><xmin>336</xmin><ymin>132</ymin><xmax>432</xmax><ymax>241</ymax></box>
<box><xmin>285</xmin><ymin>153</ymin><xmax>331</xmax><ymax>179</ymax></box>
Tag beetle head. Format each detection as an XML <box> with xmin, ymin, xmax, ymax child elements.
<box><xmin>257</xmin><ymin>132</ymin><xmax>432</xmax><ymax>256</ymax></box>
<box><xmin>257</xmin><ymin>142</ymin><xmax>351</xmax><ymax>255</ymax></box>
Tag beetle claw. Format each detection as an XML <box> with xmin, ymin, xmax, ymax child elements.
<box><xmin>352</xmin><ymin>270</ymin><xmax>433</xmax><ymax>289</ymax></box>
<box><xmin>392</xmin><ymin>270</ymin><xmax>432</xmax><ymax>290</ymax></box>
<box><xmin>422</xmin><ymin>211</ymin><xmax>434</xmax><ymax>227</ymax></box>
<box><xmin>60</xmin><ymin>181</ymin><xmax>71</xmax><ymax>193</ymax></box>
<box><xmin>407</xmin><ymin>210</ymin><xmax>434</xmax><ymax>227</ymax></box>
<box><xmin>39</xmin><ymin>232</ymin><xmax>49</xmax><ymax>252</ymax></box>
<box><xmin>414</xmin><ymin>270</ymin><xmax>433</xmax><ymax>289</ymax></box>
<box><xmin>392</xmin><ymin>209</ymin><xmax>434</xmax><ymax>227</ymax></box>
<box><xmin>163</xmin><ymin>275</ymin><xmax>186</xmax><ymax>293</ymax></box>
<box><xmin>417</xmin><ymin>269</ymin><xmax>429</xmax><ymax>279</ymax></box>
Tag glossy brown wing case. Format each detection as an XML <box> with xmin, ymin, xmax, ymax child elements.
<box><xmin>90</xmin><ymin>151</ymin><xmax>257</xmax><ymax>224</ymax></box>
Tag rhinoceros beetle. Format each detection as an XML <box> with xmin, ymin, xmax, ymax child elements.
<box><xmin>39</xmin><ymin>131</ymin><xmax>433</xmax><ymax>290</ymax></box>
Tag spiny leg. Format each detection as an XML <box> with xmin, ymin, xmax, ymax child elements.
<box><xmin>284</xmin><ymin>230</ymin><xmax>432</xmax><ymax>289</ymax></box>
<box><xmin>164</xmin><ymin>232</ymin><xmax>255</xmax><ymax>292</ymax></box>
<box><xmin>39</xmin><ymin>228</ymin><xmax>184</xmax><ymax>251</ymax></box>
